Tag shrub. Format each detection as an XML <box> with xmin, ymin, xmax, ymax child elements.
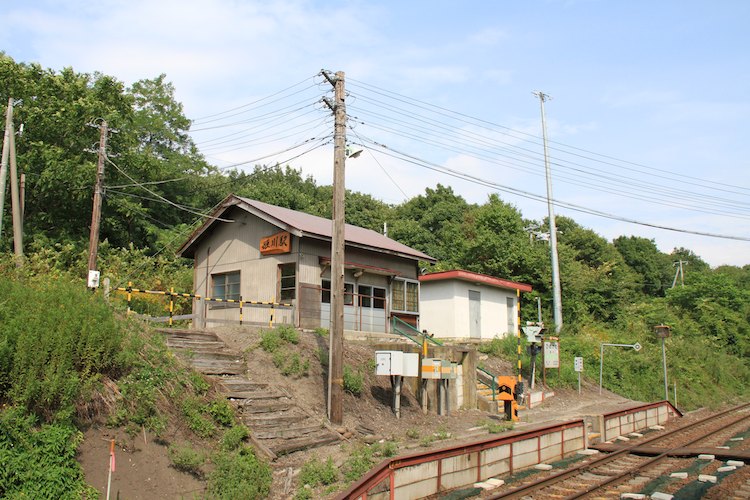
<box><xmin>313</xmin><ymin>327</ymin><xmax>328</xmax><ymax>337</ymax></box>
<box><xmin>220</xmin><ymin>425</ymin><xmax>249</xmax><ymax>452</ymax></box>
<box><xmin>168</xmin><ymin>443</ymin><xmax>204</xmax><ymax>476</ymax></box>
<box><xmin>317</xmin><ymin>348</ymin><xmax>329</xmax><ymax>367</ymax></box>
<box><xmin>208</xmin><ymin>447</ymin><xmax>272</xmax><ymax>499</ymax></box>
<box><xmin>276</xmin><ymin>325</ymin><xmax>300</xmax><ymax>344</ymax></box>
<box><xmin>343</xmin><ymin>365</ymin><xmax>364</xmax><ymax>396</ymax></box>
<box><xmin>0</xmin><ymin>406</ymin><xmax>96</xmax><ymax>498</ymax></box>
<box><xmin>181</xmin><ymin>397</ymin><xmax>216</xmax><ymax>438</ymax></box>
<box><xmin>259</xmin><ymin>329</ymin><xmax>283</xmax><ymax>352</ymax></box>
<box><xmin>207</xmin><ymin>399</ymin><xmax>235</xmax><ymax>427</ymax></box>
<box><xmin>342</xmin><ymin>445</ymin><xmax>376</xmax><ymax>482</ymax></box>
<box><xmin>299</xmin><ymin>456</ymin><xmax>338</xmax><ymax>487</ymax></box>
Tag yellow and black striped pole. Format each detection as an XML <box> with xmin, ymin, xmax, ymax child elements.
<box><xmin>239</xmin><ymin>298</ymin><xmax>243</xmax><ymax>325</ymax></box>
<box><xmin>269</xmin><ymin>302</ymin><xmax>275</xmax><ymax>328</ymax></box>
<box><xmin>127</xmin><ymin>282</ymin><xmax>132</xmax><ymax>315</ymax></box>
<box><xmin>169</xmin><ymin>287</ymin><xmax>174</xmax><ymax>327</ymax></box>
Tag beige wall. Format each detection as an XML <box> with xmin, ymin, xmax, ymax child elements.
<box><xmin>190</xmin><ymin>208</ymin><xmax>421</xmax><ymax>330</ymax></box>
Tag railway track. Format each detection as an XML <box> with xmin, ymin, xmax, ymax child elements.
<box><xmin>486</xmin><ymin>403</ymin><xmax>750</xmax><ymax>499</ymax></box>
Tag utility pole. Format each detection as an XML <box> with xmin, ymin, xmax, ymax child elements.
<box><xmin>671</xmin><ymin>260</ymin><xmax>688</xmax><ymax>288</ymax></box>
<box><xmin>534</xmin><ymin>91</ymin><xmax>563</xmax><ymax>334</ymax></box>
<box><xmin>87</xmin><ymin>120</ymin><xmax>108</xmax><ymax>286</ymax></box>
<box><xmin>9</xmin><ymin>118</ymin><xmax>22</xmax><ymax>266</ymax></box>
<box><xmin>322</xmin><ymin>70</ymin><xmax>346</xmax><ymax>425</ymax></box>
<box><xmin>0</xmin><ymin>98</ymin><xmax>13</xmax><ymax>241</ymax></box>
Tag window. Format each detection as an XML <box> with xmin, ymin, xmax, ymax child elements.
<box><xmin>344</xmin><ymin>283</ymin><xmax>354</xmax><ymax>306</ymax></box>
<box><xmin>373</xmin><ymin>287</ymin><xmax>386</xmax><ymax>309</ymax></box>
<box><xmin>321</xmin><ymin>280</ymin><xmax>356</xmax><ymax>306</ymax></box>
<box><xmin>279</xmin><ymin>263</ymin><xmax>296</xmax><ymax>301</ymax></box>
<box><xmin>391</xmin><ymin>278</ymin><xmax>419</xmax><ymax>313</ymax></box>
<box><xmin>212</xmin><ymin>271</ymin><xmax>240</xmax><ymax>301</ymax></box>
<box><xmin>358</xmin><ymin>285</ymin><xmax>372</xmax><ymax>308</ymax></box>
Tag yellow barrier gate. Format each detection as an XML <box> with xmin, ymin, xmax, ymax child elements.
<box><xmin>115</xmin><ymin>282</ymin><xmax>292</xmax><ymax>327</ymax></box>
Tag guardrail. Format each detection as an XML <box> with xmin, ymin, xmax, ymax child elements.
<box><xmin>599</xmin><ymin>401</ymin><xmax>682</xmax><ymax>442</ymax></box>
<box><xmin>477</xmin><ymin>366</ymin><xmax>498</xmax><ymax>403</ymax></box>
<box><xmin>391</xmin><ymin>316</ymin><xmax>444</xmax><ymax>347</ymax></box>
<box><xmin>337</xmin><ymin>420</ymin><xmax>587</xmax><ymax>499</ymax></box>
<box><xmin>113</xmin><ymin>283</ymin><xmax>292</xmax><ymax>327</ymax></box>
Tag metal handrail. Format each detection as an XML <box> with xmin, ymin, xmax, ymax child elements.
<box><xmin>391</xmin><ymin>316</ymin><xmax>443</xmax><ymax>346</ymax></box>
<box><xmin>477</xmin><ymin>366</ymin><xmax>497</xmax><ymax>402</ymax></box>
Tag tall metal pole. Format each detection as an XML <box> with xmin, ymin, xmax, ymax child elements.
<box><xmin>87</xmin><ymin>120</ymin><xmax>108</xmax><ymax>278</ymax></box>
<box><xmin>534</xmin><ymin>91</ymin><xmax>563</xmax><ymax>334</ymax></box>
<box><xmin>0</xmin><ymin>98</ymin><xmax>14</xmax><ymax>240</ymax></box>
<box><xmin>326</xmin><ymin>71</ymin><xmax>346</xmax><ymax>425</ymax></box>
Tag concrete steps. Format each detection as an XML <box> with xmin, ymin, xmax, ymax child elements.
<box><xmin>161</xmin><ymin>328</ymin><xmax>341</xmax><ymax>459</ymax></box>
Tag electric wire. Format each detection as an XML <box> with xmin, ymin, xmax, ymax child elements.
<box><xmin>356</xmin><ymin>138</ymin><xmax>750</xmax><ymax>242</ymax></box>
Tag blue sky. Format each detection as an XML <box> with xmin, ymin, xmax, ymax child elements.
<box><xmin>2</xmin><ymin>0</ymin><xmax>749</xmax><ymax>267</ymax></box>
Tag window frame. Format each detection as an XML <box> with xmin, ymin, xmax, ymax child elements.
<box><xmin>391</xmin><ymin>278</ymin><xmax>419</xmax><ymax>314</ymax></box>
<box><xmin>278</xmin><ymin>263</ymin><xmax>296</xmax><ymax>301</ymax></box>
<box><xmin>211</xmin><ymin>270</ymin><xmax>241</xmax><ymax>304</ymax></box>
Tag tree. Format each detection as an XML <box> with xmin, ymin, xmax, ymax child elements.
<box><xmin>613</xmin><ymin>236</ymin><xmax>672</xmax><ymax>296</ymax></box>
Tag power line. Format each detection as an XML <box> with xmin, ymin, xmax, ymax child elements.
<box><xmin>356</xmin><ymin>138</ymin><xmax>750</xmax><ymax>242</ymax></box>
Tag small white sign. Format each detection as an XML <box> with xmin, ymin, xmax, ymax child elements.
<box><xmin>87</xmin><ymin>270</ymin><xmax>100</xmax><ymax>288</ymax></box>
<box><xmin>544</xmin><ymin>341</ymin><xmax>559</xmax><ymax>368</ymax></box>
<box><xmin>574</xmin><ymin>357</ymin><xmax>583</xmax><ymax>372</ymax></box>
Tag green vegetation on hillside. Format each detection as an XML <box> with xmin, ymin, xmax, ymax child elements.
<box><xmin>0</xmin><ymin>51</ymin><xmax>748</xmax><ymax>419</ymax></box>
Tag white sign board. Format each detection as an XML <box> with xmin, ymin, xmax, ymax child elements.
<box><xmin>544</xmin><ymin>341</ymin><xmax>560</xmax><ymax>368</ymax></box>
<box><xmin>574</xmin><ymin>357</ymin><xmax>583</xmax><ymax>372</ymax></box>
<box><xmin>87</xmin><ymin>270</ymin><xmax>101</xmax><ymax>288</ymax></box>
<box><xmin>522</xmin><ymin>326</ymin><xmax>543</xmax><ymax>343</ymax></box>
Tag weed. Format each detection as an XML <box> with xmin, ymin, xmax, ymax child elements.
<box><xmin>208</xmin><ymin>447</ymin><xmax>272</xmax><ymax>499</ymax></box>
<box><xmin>313</xmin><ymin>327</ymin><xmax>328</xmax><ymax>337</ymax></box>
<box><xmin>181</xmin><ymin>397</ymin><xmax>216</xmax><ymax>438</ymax></box>
<box><xmin>207</xmin><ymin>399</ymin><xmax>235</xmax><ymax>427</ymax></box>
<box><xmin>484</xmin><ymin>420</ymin><xmax>514</xmax><ymax>434</ymax></box>
<box><xmin>294</xmin><ymin>487</ymin><xmax>313</xmax><ymax>500</ymax></box>
<box><xmin>260</xmin><ymin>329</ymin><xmax>283</xmax><ymax>352</ymax></box>
<box><xmin>220</xmin><ymin>425</ymin><xmax>249</xmax><ymax>451</ymax></box>
<box><xmin>168</xmin><ymin>443</ymin><xmax>204</xmax><ymax>477</ymax></box>
<box><xmin>372</xmin><ymin>440</ymin><xmax>398</xmax><ymax>457</ymax></box>
<box><xmin>317</xmin><ymin>348</ymin><xmax>329</xmax><ymax>367</ymax></box>
<box><xmin>343</xmin><ymin>365</ymin><xmax>364</xmax><ymax>396</ymax></box>
<box><xmin>342</xmin><ymin>445</ymin><xmax>376</xmax><ymax>483</ymax></box>
<box><xmin>299</xmin><ymin>456</ymin><xmax>338</xmax><ymax>487</ymax></box>
<box><xmin>434</xmin><ymin>426</ymin><xmax>451</xmax><ymax>440</ymax></box>
<box><xmin>276</xmin><ymin>325</ymin><xmax>300</xmax><ymax>344</ymax></box>
<box><xmin>189</xmin><ymin>372</ymin><xmax>210</xmax><ymax>395</ymax></box>
<box><xmin>405</xmin><ymin>428</ymin><xmax>420</xmax><ymax>439</ymax></box>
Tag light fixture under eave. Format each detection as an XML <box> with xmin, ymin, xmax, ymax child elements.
<box><xmin>347</xmin><ymin>148</ymin><xmax>363</xmax><ymax>159</ymax></box>
<box><xmin>353</xmin><ymin>269</ymin><xmax>364</xmax><ymax>278</ymax></box>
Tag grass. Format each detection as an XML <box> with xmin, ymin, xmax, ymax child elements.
<box><xmin>343</xmin><ymin>365</ymin><xmax>364</xmax><ymax>396</ymax></box>
<box><xmin>208</xmin><ymin>447</ymin><xmax>272</xmax><ymax>500</ymax></box>
<box><xmin>168</xmin><ymin>443</ymin><xmax>205</xmax><ymax>477</ymax></box>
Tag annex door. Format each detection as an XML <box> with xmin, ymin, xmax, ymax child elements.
<box><xmin>469</xmin><ymin>290</ymin><xmax>481</xmax><ymax>339</ymax></box>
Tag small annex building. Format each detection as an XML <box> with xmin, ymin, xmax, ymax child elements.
<box><xmin>418</xmin><ymin>270</ymin><xmax>532</xmax><ymax>341</ymax></box>
<box><xmin>177</xmin><ymin>194</ymin><xmax>435</xmax><ymax>331</ymax></box>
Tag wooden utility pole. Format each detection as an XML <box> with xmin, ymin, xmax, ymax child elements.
<box><xmin>87</xmin><ymin>120</ymin><xmax>108</xmax><ymax>283</ymax></box>
<box><xmin>9</xmin><ymin>118</ymin><xmax>22</xmax><ymax>265</ymax></box>
<box><xmin>323</xmin><ymin>70</ymin><xmax>346</xmax><ymax>425</ymax></box>
<box><xmin>0</xmin><ymin>98</ymin><xmax>13</xmax><ymax>240</ymax></box>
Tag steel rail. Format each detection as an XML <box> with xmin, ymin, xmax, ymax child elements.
<box><xmin>488</xmin><ymin>402</ymin><xmax>750</xmax><ymax>499</ymax></box>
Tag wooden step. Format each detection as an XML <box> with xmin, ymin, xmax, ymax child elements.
<box><xmin>242</xmin><ymin>413</ymin><xmax>308</xmax><ymax>427</ymax></box>
<box><xmin>253</xmin><ymin>423</ymin><xmax>324</xmax><ymax>440</ymax></box>
<box><xmin>241</xmin><ymin>401</ymin><xmax>292</xmax><ymax>414</ymax></box>
<box><xmin>271</xmin><ymin>431</ymin><xmax>342</xmax><ymax>456</ymax></box>
<box><xmin>228</xmin><ymin>389</ymin><xmax>286</xmax><ymax>400</ymax></box>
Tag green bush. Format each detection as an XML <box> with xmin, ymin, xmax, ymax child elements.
<box><xmin>220</xmin><ymin>425</ymin><xmax>249</xmax><ymax>452</ymax></box>
<box><xmin>343</xmin><ymin>365</ymin><xmax>364</xmax><ymax>396</ymax></box>
<box><xmin>181</xmin><ymin>397</ymin><xmax>216</xmax><ymax>438</ymax></box>
<box><xmin>277</xmin><ymin>325</ymin><xmax>300</xmax><ymax>344</ymax></box>
<box><xmin>342</xmin><ymin>445</ymin><xmax>376</xmax><ymax>482</ymax></box>
<box><xmin>260</xmin><ymin>329</ymin><xmax>283</xmax><ymax>352</ymax></box>
<box><xmin>208</xmin><ymin>447</ymin><xmax>272</xmax><ymax>499</ymax></box>
<box><xmin>0</xmin><ymin>406</ymin><xmax>95</xmax><ymax>498</ymax></box>
<box><xmin>168</xmin><ymin>443</ymin><xmax>204</xmax><ymax>476</ymax></box>
<box><xmin>0</xmin><ymin>276</ymin><xmax>128</xmax><ymax>420</ymax></box>
<box><xmin>299</xmin><ymin>456</ymin><xmax>338</xmax><ymax>487</ymax></box>
<box><xmin>207</xmin><ymin>399</ymin><xmax>235</xmax><ymax>427</ymax></box>
<box><xmin>313</xmin><ymin>327</ymin><xmax>328</xmax><ymax>337</ymax></box>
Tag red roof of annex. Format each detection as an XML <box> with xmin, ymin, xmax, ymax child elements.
<box><xmin>419</xmin><ymin>269</ymin><xmax>532</xmax><ymax>292</ymax></box>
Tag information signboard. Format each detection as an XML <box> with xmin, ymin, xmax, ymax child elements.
<box><xmin>543</xmin><ymin>341</ymin><xmax>559</xmax><ymax>368</ymax></box>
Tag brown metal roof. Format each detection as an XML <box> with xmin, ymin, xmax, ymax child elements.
<box><xmin>177</xmin><ymin>194</ymin><xmax>435</xmax><ymax>263</ymax></box>
<box><xmin>419</xmin><ymin>269</ymin><xmax>532</xmax><ymax>292</ymax></box>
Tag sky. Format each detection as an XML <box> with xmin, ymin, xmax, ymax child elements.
<box><xmin>2</xmin><ymin>0</ymin><xmax>749</xmax><ymax>267</ymax></box>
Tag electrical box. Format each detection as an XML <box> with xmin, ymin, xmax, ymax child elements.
<box><xmin>421</xmin><ymin>358</ymin><xmax>442</xmax><ymax>379</ymax></box>
<box><xmin>402</xmin><ymin>353</ymin><xmax>419</xmax><ymax>377</ymax></box>
<box><xmin>376</xmin><ymin>351</ymin><xmax>419</xmax><ymax>377</ymax></box>
<box><xmin>522</xmin><ymin>323</ymin><xmax>544</xmax><ymax>343</ymax></box>
<box><xmin>440</xmin><ymin>360</ymin><xmax>457</xmax><ymax>380</ymax></box>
